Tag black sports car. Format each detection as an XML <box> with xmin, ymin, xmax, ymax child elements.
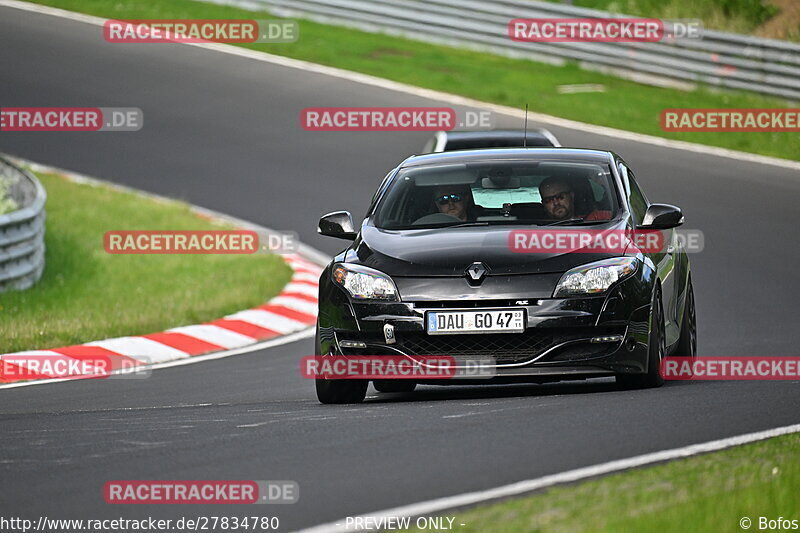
<box><xmin>315</xmin><ymin>148</ymin><xmax>696</xmax><ymax>403</ymax></box>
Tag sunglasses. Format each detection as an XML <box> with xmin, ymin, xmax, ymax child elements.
<box><xmin>436</xmin><ymin>194</ymin><xmax>463</xmax><ymax>205</ymax></box>
<box><xmin>542</xmin><ymin>191</ymin><xmax>571</xmax><ymax>204</ymax></box>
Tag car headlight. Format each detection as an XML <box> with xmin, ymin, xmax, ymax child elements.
<box><xmin>554</xmin><ymin>257</ymin><xmax>638</xmax><ymax>297</ymax></box>
<box><xmin>332</xmin><ymin>263</ymin><xmax>398</xmax><ymax>301</ymax></box>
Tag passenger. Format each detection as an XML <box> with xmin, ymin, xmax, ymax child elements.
<box><xmin>539</xmin><ymin>177</ymin><xmax>611</xmax><ymax>221</ymax></box>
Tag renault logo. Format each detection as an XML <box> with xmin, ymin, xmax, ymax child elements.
<box><xmin>465</xmin><ymin>262</ymin><xmax>488</xmax><ymax>284</ymax></box>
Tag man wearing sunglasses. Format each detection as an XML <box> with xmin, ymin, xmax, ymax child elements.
<box><xmin>539</xmin><ymin>177</ymin><xmax>611</xmax><ymax>221</ymax></box>
<box><xmin>433</xmin><ymin>186</ymin><xmax>471</xmax><ymax>221</ymax></box>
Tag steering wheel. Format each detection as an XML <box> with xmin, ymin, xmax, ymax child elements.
<box><xmin>412</xmin><ymin>213</ymin><xmax>463</xmax><ymax>225</ymax></box>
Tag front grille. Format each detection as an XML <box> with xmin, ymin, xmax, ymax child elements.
<box><xmin>391</xmin><ymin>327</ymin><xmax>626</xmax><ymax>365</ymax></box>
<box><xmin>395</xmin><ymin>330</ymin><xmax>554</xmax><ymax>364</ymax></box>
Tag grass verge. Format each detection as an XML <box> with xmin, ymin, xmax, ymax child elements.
<box><xmin>396</xmin><ymin>432</ymin><xmax>800</xmax><ymax>533</ymax></box>
<box><xmin>0</xmin><ymin>170</ymin><xmax>292</xmax><ymax>353</ymax></box>
<box><xmin>24</xmin><ymin>0</ymin><xmax>800</xmax><ymax>162</ymax></box>
<box><xmin>546</xmin><ymin>0</ymin><xmax>781</xmax><ymax>36</ymax></box>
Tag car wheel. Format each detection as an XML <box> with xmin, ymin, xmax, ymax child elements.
<box><xmin>373</xmin><ymin>380</ymin><xmax>417</xmax><ymax>393</ymax></box>
<box><xmin>673</xmin><ymin>276</ymin><xmax>697</xmax><ymax>359</ymax></box>
<box><xmin>617</xmin><ymin>286</ymin><xmax>666</xmax><ymax>389</ymax></box>
<box><xmin>314</xmin><ymin>321</ymin><xmax>368</xmax><ymax>404</ymax></box>
<box><xmin>316</xmin><ymin>377</ymin><xmax>368</xmax><ymax>404</ymax></box>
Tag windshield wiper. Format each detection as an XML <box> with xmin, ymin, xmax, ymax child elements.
<box><xmin>542</xmin><ymin>218</ymin><xmax>609</xmax><ymax>226</ymax></box>
<box><xmin>543</xmin><ymin>218</ymin><xmax>585</xmax><ymax>226</ymax></box>
<box><xmin>446</xmin><ymin>222</ymin><xmax>490</xmax><ymax>228</ymax></box>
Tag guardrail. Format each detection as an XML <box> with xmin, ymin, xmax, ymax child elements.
<box><xmin>0</xmin><ymin>157</ymin><xmax>46</xmax><ymax>292</ymax></box>
<box><xmin>244</xmin><ymin>0</ymin><xmax>800</xmax><ymax>100</ymax></box>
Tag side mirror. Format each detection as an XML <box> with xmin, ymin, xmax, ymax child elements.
<box><xmin>318</xmin><ymin>211</ymin><xmax>357</xmax><ymax>240</ymax></box>
<box><xmin>639</xmin><ymin>203</ymin><xmax>684</xmax><ymax>229</ymax></box>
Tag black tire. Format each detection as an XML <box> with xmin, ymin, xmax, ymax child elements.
<box><xmin>673</xmin><ymin>276</ymin><xmax>697</xmax><ymax>359</ymax></box>
<box><xmin>315</xmin><ymin>377</ymin><xmax>368</xmax><ymax>404</ymax></box>
<box><xmin>617</xmin><ymin>286</ymin><xmax>666</xmax><ymax>389</ymax></box>
<box><xmin>314</xmin><ymin>321</ymin><xmax>368</xmax><ymax>404</ymax></box>
<box><xmin>373</xmin><ymin>380</ymin><xmax>417</xmax><ymax>393</ymax></box>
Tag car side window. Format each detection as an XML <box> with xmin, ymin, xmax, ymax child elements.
<box><xmin>626</xmin><ymin>170</ymin><xmax>649</xmax><ymax>225</ymax></box>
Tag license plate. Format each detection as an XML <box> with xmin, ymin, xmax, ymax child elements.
<box><xmin>426</xmin><ymin>309</ymin><xmax>526</xmax><ymax>335</ymax></box>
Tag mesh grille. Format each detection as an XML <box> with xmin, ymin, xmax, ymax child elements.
<box><xmin>392</xmin><ymin>327</ymin><xmax>625</xmax><ymax>365</ymax></box>
<box><xmin>395</xmin><ymin>330</ymin><xmax>554</xmax><ymax>364</ymax></box>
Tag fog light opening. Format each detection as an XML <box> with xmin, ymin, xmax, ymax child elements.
<box><xmin>625</xmin><ymin>336</ymin><xmax>637</xmax><ymax>352</ymax></box>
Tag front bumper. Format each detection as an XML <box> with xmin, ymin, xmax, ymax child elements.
<box><xmin>318</xmin><ymin>269</ymin><xmax>654</xmax><ymax>381</ymax></box>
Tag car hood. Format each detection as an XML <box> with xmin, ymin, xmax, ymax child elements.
<box><xmin>346</xmin><ymin>222</ymin><xmax>631</xmax><ymax>277</ymax></box>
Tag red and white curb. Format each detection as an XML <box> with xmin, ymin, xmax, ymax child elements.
<box><xmin>0</xmin><ymin>157</ymin><xmax>328</xmax><ymax>386</ymax></box>
<box><xmin>0</xmin><ymin>254</ymin><xmax>322</xmax><ymax>384</ymax></box>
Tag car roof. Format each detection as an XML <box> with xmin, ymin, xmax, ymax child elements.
<box><xmin>401</xmin><ymin>147</ymin><xmax>615</xmax><ymax>168</ymax></box>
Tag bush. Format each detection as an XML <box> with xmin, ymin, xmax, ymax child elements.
<box><xmin>0</xmin><ymin>176</ymin><xmax>19</xmax><ymax>215</ymax></box>
<box><xmin>717</xmin><ymin>0</ymin><xmax>779</xmax><ymax>26</ymax></box>
<box><xmin>567</xmin><ymin>0</ymin><xmax>780</xmax><ymax>35</ymax></box>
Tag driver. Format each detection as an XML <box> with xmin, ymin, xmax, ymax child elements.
<box><xmin>539</xmin><ymin>177</ymin><xmax>611</xmax><ymax>221</ymax></box>
<box><xmin>433</xmin><ymin>185</ymin><xmax>473</xmax><ymax>221</ymax></box>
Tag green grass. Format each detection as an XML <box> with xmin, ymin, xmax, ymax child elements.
<box><xmin>27</xmin><ymin>0</ymin><xmax>800</xmax><ymax>162</ymax></box>
<box><xmin>0</xmin><ymin>171</ymin><xmax>292</xmax><ymax>353</ymax></box>
<box><xmin>397</xmin><ymin>432</ymin><xmax>800</xmax><ymax>533</ymax></box>
<box><xmin>546</xmin><ymin>0</ymin><xmax>780</xmax><ymax>35</ymax></box>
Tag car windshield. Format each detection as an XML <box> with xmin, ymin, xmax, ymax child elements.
<box><xmin>373</xmin><ymin>159</ymin><xmax>619</xmax><ymax>229</ymax></box>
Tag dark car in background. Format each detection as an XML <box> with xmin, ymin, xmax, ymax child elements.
<box><xmin>315</xmin><ymin>148</ymin><xmax>696</xmax><ymax>403</ymax></box>
<box><xmin>422</xmin><ymin>128</ymin><xmax>560</xmax><ymax>153</ymax></box>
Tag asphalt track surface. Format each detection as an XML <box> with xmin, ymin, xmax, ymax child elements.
<box><xmin>1</xmin><ymin>5</ymin><xmax>799</xmax><ymax>531</ymax></box>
